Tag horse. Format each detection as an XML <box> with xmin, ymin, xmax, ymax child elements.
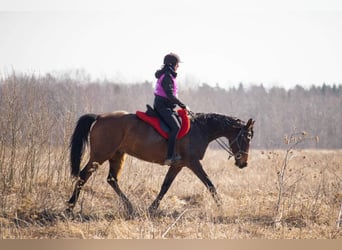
<box><xmin>67</xmin><ymin>110</ymin><xmax>255</xmax><ymax>214</ymax></box>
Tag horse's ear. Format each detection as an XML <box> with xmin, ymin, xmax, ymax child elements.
<box><xmin>246</xmin><ymin>118</ymin><xmax>255</xmax><ymax>129</ymax></box>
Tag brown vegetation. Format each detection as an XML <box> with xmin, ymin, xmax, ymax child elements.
<box><xmin>0</xmin><ymin>148</ymin><xmax>341</xmax><ymax>239</ymax></box>
<box><xmin>0</xmin><ymin>72</ymin><xmax>341</xmax><ymax>238</ymax></box>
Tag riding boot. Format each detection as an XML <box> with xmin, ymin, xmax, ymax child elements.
<box><xmin>164</xmin><ymin>134</ymin><xmax>181</xmax><ymax>165</ymax></box>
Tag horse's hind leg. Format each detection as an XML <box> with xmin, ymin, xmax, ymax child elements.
<box><xmin>107</xmin><ymin>151</ymin><xmax>133</xmax><ymax>215</ymax></box>
<box><xmin>67</xmin><ymin>160</ymin><xmax>100</xmax><ymax>212</ymax></box>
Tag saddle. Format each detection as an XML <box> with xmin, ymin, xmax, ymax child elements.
<box><xmin>136</xmin><ymin>105</ymin><xmax>190</xmax><ymax>139</ymax></box>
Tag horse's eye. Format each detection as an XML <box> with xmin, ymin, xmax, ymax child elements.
<box><xmin>247</xmin><ymin>133</ymin><xmax>252</xmax><ymax>140</ymax></box>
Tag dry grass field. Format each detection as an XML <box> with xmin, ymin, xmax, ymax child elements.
<box><xmin>0</xmin><ymin>148</ymin><xmax>341</xmax><ymax>239</ymax></box>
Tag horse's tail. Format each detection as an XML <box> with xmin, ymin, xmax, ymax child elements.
<box><xmin>70</xmin><ymin>114</ymin><xmax>97</xmax><ymax>177</ymax></box>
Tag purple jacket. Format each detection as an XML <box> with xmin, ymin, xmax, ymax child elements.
<box><xmin>154</xmin><ymin>73</ymin><xmax>178</xmax><ymax>98</ymax></box>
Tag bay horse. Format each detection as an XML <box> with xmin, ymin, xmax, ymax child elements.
<box><xmin>67</xmin><ymin>110</ymin><xmax>255</xmax><ymax>214</ymax></box>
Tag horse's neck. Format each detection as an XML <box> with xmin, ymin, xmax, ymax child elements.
<box><xmin>195</xmin><ymin>113</ymin><xmax>240</xmax><ymax>142</ymax></box>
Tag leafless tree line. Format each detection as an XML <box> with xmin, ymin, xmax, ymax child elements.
<box><xmin>0</xmin><ymin>72</ymin><xmax>341</xmax><ymax>151</ymax></box>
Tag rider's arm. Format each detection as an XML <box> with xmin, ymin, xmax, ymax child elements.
<box><xmin>161</xmin><ymin>73</ymin><xmax>186</xmax><ymax>109</ymax></box>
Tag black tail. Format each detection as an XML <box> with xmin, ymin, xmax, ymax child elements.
<box><xmin>70</xmin><ymin>114</ymin><xmax>97</xmax><ymax>177</ymax></box>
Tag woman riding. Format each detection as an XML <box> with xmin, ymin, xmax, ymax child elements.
<box><xmin>153</xmin><ymin>53</ymin><xmax>189</xmax><ymax>166</ymax></box>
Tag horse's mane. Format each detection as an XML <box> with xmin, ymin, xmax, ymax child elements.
<box><xmin>192</xmin><ymin>112</ymin><xmax>245</xmax><ymax>129</ymax></box>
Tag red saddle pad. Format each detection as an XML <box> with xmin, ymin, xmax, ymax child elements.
<box><xmin>136</xmin><ymin>109</ymin><xmax>190</xmax><ymax>139</ymax></box>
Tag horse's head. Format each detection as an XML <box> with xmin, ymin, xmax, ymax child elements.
<box><xmin>229</xmin><ymin>118</ymin><xmax>255</xmax><ymax>169</ymax></box>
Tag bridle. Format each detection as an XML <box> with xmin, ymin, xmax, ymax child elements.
<box><xmin>188</xmin><ymin>110</ymin><xmax>251</xmax><ymax>160</ymax></box>
<box><xmin>215</xmin><ymin>128</ymin><xmax>250</xmax><ymax>160</ymax></box>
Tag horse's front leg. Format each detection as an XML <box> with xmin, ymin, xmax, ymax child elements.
<box><xmin>149</xmin><ymin>165</ymin><xmax>182</xmax><ymax>214</ymax></box>
<box><xmin>189</xmin><ymin>160</ymin><xmax>223</xmax><ymax>207</ymax></box>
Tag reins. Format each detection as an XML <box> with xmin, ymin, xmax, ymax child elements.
<box><xmin>187</xmin><ymin>110</ymin><xmax>241</xmax><ymax>160</ymax></box>
<box><xmin>215</xmin><ymin>137</ymin><xmax>235</xmax><ymax>159</ymax></box>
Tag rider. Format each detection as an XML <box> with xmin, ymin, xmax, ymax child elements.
<box><xmin>154</xmin><ymin>53</ymin><xmax>189</xmax><ymax>166</ymax></box>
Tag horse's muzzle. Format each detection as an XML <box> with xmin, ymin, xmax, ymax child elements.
<box><xmin>235</xmin><ymin>160</ymin><xmax>248</xmax><ymax>169</ymax></box>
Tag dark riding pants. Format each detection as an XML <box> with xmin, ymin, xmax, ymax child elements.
<box><xmin>154</xmin><ymin>97</ymin><xmax>181</xmax><ymax>159</ymax></box>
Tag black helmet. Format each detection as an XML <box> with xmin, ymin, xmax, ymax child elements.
<box><xmin>163</xmin><ymin>53</ymin><xmax>181</xmax><ymax>66</ymax></box>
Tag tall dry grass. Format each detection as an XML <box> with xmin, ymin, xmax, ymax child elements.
<box><xmin>0</xmin><ymin>148</ymin><xmax>341</xmax><ymax>239</ymax></box>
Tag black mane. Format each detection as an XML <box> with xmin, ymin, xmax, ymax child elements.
<box><xmin>192</xmin><ymin>112</ymin><xmax>245</xmax><ymax>129</ymax></box>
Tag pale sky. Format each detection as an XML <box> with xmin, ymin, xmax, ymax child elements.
<box><xmin>1</xmin><ymin>0</ymin><xmax>342</xmax><ymax>89</ymax></box>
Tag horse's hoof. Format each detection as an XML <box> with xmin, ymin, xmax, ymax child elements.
<box><xmin>63</xmin><ymin>206</ymin><xmax>75</xmax><ymax>219</ymax></box>
<box><xmin>121</xmin><ymin>203</ymin><xmax>134</xmax><ymax>219</ymax></box>
<box><xmin>148</xmin><ymin>205</ymin><xmax>158</xmax><ymax>215</ymax></box>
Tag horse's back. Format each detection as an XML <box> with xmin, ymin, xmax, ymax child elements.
<box><xmin>90</xmin><ymin>111</ymin><xmax>133</xmax><ymax>141</ymax></box>
<box><xmin>94</xmin><ymin>110</ymin><xmax>164</xmax><ymax>139</ymax></box>
<box><xmin>93</xmin><ymin>110</ymin><xmax>168</xmax><ymax>163</ymax></box>
<box><xmin>97</xmin><ymin>110</ymin><xmax>130</xmax><ymax>119</ymax></box>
